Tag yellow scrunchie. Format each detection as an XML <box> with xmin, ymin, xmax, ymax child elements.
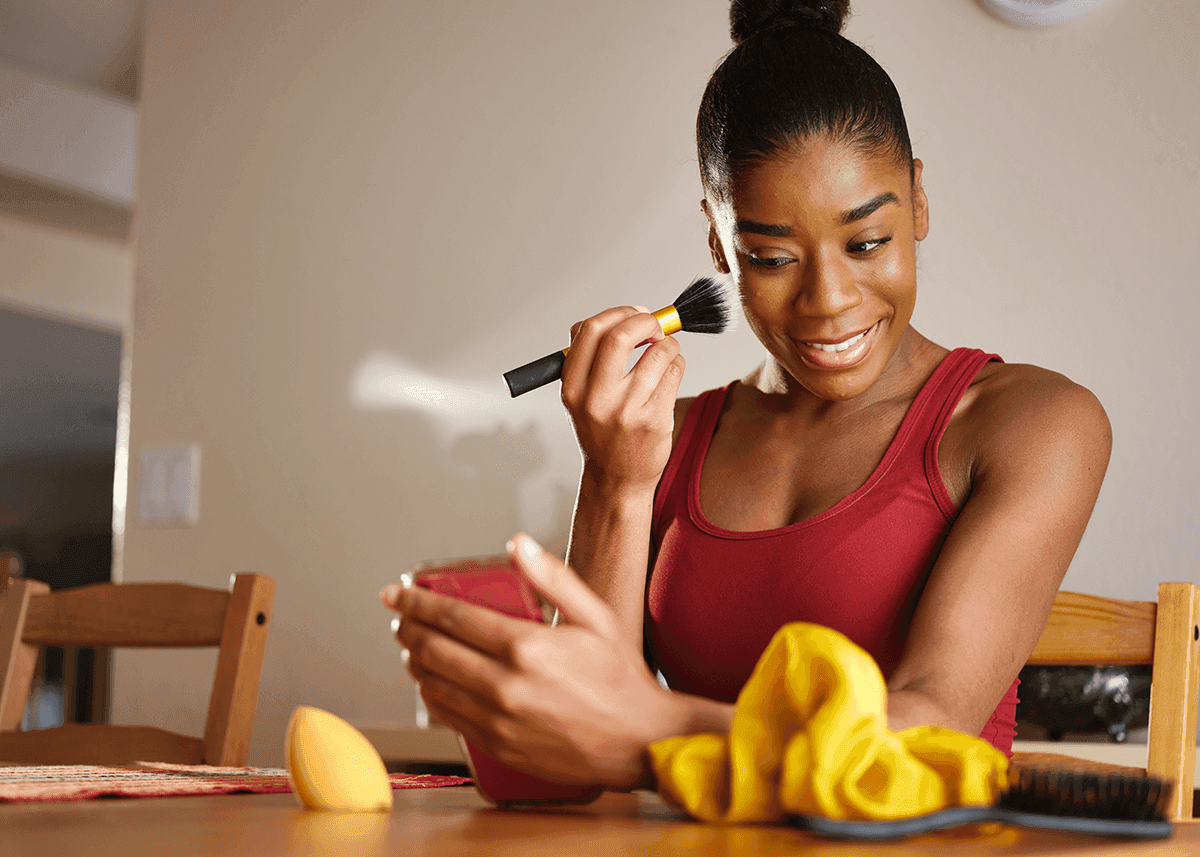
<box><xmin>649</xmin><ymin>623</ymin><xmax>1008</xmax><ymax>823</ymax></box>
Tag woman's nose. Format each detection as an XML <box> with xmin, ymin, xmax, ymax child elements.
<box><xmin>793</xmin><ymin>253</ymin><xmax>862</xmax><ymax>317</ymax></box>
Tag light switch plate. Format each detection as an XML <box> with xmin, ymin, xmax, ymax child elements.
<box><xmin>138</xmin><ymin>446</ymin><xmax>200</xmax><ymax>525</ymax></box>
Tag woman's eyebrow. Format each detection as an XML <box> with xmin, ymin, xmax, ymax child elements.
<box><xmin>736</xmin><ymin>220</ymin><xmax>793</xmax><ymax>237</ymax></box>
<box><xmin>735</xmin><ymin>192</ymin><xmax>901</xmax><ymax>236</ymax></box>
<box><xmin>840</xmin><ymin>192</ymin><xmax>899</xmax><ymax>225</ymax></box>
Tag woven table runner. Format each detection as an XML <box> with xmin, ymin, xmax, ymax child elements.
<box><xmin>0</xmin><ymin>761</ymin><xmax>471</xmax><ymax>803</ymax></box>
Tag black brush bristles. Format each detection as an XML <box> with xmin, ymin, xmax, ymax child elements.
<box><xmin>999</xmin><ymin>768</ymin><xmax>1171</xmax><ymax>822</ymax></box>
<box><xmin>672</xmin><ymin>276</ymin><xmax>732</xmax><ymax>335</ymax></box>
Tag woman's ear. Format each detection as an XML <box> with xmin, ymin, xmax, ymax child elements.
<box><xmin>911</xmin><ymin>159</ymin><xmax>929</xmax><ymax>242</ymax></box>
<box><xmin>701</xmin><ymin>199</ymin><xmax>732</xmax><ymax>274</ymax></box>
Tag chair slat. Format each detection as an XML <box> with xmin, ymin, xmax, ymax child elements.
<box><xmin>0</xmin><ymin>723</ymin><xmax>204</xmax><ymax>766</ymax></box>
<box><xmin>21</xmin><ymin>582</ymin><xmax>230</xmax><ymax>647</ymax></box>
<box><xmin>1027</xmin><ymin>591</ymin><xmax>1155</xmax><ymax>664</ymax></box>
<box><xmin>1146</xmin><ymin>582</ymin><xmax>1200</xmax><ymax>820</ymax></box>
<box><xmin>203</xmin><ymin>574</ymin><xmax>275</xmax><ymax>766</ymax></box>
<box><xmin>0</xmin><ymin>579</ymin><xmax>49</xmax><ymax>730</ymax></box>
<box><xmin>1010</xmin><ymin>750</ymin><xmax>1146</xmax><ymax>779</ymax></box>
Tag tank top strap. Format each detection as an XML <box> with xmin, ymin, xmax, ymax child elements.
<box><xmin>912</xmin><ymin>347</ymin><xmax>1002</xmax><ymax>519</ymax></box>
<box><xmin>653</xmin><ymin>384</ymin><xmax>732</xmax><ymax>526</ymax></box>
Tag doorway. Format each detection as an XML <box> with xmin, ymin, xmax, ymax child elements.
<box><xmin>0</xmin><ymin>305</ymin><xmax>121</xmax><ymax>726</ymax></box>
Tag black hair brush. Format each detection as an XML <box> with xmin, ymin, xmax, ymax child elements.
<box><xmin>785</xmin><ymin>768</ymin><xmax>1174</xmax><ymax>842</ymax></box>
<box><xmin>503</xmin><ymin>276</ymin><xmax>730</xmax><ymax>397</ymax></box>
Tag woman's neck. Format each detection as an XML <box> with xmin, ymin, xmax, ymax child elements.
<box><xmin>741</xmin><ymin>327</ymin><xmax>947</xmax><ymax>423</ymax></box>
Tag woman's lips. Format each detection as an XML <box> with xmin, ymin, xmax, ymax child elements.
<box><xmin>795</xmin><ymin>322</ymin><xmax>878</xmax><ymax>369</ymax></box>
<box><xmin>806</xmin><ymin>328</ymin><xmax>869</xmax><ymax>353</ymax></box>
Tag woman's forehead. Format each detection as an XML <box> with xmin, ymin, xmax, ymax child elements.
<box><xmin>724</xmin><ymin>138</ymin><xmax>911</xmax><ymax>219</ymax></box>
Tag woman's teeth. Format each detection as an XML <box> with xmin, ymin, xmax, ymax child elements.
<box><xmin>806</xmin><ymin>329</ymin><xmax>868</xmax><ymax>353</ymax></box>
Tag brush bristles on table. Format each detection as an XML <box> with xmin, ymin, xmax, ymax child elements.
<box><xmin>673</xmin><ymin>276</ymin><xmax>731</xmax><ymax>334</ymax></box>
<box><xmin>999</xmin><ymin>768</ymin><xmax>1171</xmax><ymax>821</ymax></box>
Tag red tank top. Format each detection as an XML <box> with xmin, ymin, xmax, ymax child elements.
<box><xmin>647</xmin><ymin>347</ymin><xmax>1019</xmax><ymax>755</ymax></box>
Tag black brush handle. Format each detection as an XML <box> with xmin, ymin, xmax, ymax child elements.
<box><xmin>786</xmin><ymin>806</ymin><xmax>1173</xmax><ymax>842</ymax></box>
<box><xmin>504</xmin><ymin>350</ymin><xmax>567</xmax><ymax>397</ymax></box>
<box><xmin>787</xmin><ymin>806</ymin><xmax>992</xmax><ymax>841</ymax></box>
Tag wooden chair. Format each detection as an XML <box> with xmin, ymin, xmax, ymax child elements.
<box><xmin>1012</xmin><ymin>582</ymin><xmax>1200</xmax><ymax>820</ymax></box>
<box><xmin>0</xmin><ymin>573</ymin><xmax>275</xmax><ymax>767</ymax></box>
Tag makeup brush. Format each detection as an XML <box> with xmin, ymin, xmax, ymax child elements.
<box><xmin>503</xmin><ymin>276</ymin><xmax>731</xmax><ymax>397</ymax></box>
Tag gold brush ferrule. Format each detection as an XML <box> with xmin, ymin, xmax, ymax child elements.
<box><xmin>652</xmin><ymin>305</ymin><xmax>682</xmax><ymax>336</ymax></box>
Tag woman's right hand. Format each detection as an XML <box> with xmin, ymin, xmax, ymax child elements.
<box><xmin>560</xmin><ymin>306</ymin><xmax>685</xmax><ymax>494</ymax></box>
<box><xmin>383</xmin><ymin>534</ymin><xmax>732</xmax><ymax>791</ymax></box>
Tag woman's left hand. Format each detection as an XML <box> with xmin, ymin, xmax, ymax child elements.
<box><xmin>380</xmin><ymin>534</ymin><xmax>683</xmax><ymax>790</ymax></box>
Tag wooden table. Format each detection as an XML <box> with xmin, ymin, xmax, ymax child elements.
<box><xmin>3</xmin><ymin>787</ymin><xmax>1198</xmax><ymax>856</ymax></box>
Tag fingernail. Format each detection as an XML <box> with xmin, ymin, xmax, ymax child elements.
<box><xmin>381</xmin><ymin>584</ymin><xmax>401</xmax><ymax>604</ymax></box>
<box><xmin>634</xmin><ymin>305</ymin><xmax>650</xmax><ymax>313</ymax></box>
<box><xmin>511</xmin><ymin>533</ymin><xmax>545</xmax><ymax>577</ymax></box>
<box><xmin>518</xmin><ymin>534</ymin><xmax>542</xmax><ymax>563</ymax></box>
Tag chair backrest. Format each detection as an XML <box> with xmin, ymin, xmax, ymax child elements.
<box><xmin>1024</xmin><ymin>582</ymin><xmax>1200</xmax><ymax>820</ymax></box>
<box><xmin>0</xmin><ymin>573</ymin><xmax>274</xmax><ymax>766</ymax></box>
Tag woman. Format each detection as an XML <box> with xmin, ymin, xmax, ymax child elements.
<box><xmin>382</xmin><ymin>0</ymin><xmax>1110</xmax><ymax>791</ymax></box>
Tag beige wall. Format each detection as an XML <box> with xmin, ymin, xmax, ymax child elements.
<box><xmin>115</xmin><ymin>0</ymin><xmax>1200</xmax><ymax>765</ymax></box>
<box><xmin>0</xmin><ymin>210</ymin><xmax>130</xmax><ymax>331</ymax></box>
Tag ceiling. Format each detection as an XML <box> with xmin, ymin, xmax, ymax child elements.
<box><xmin>0</xmin><ymin>0</ymin><xmax>141</xmax><ymax>100</ymax></box>
<box><xmin>0</xmin><ymin>1</ymin><xmax>139</xmax><ymax>232</ymax></box>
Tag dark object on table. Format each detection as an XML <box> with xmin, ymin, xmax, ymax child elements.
<box><xmin>1017</xmin><ymin>665</ymin><xmax>1152</xmax><ymax>743</ymax></box>
<box><xmin>786</xmin><ymin>768</ymin><xmax>1172</xmax><ymax>841</ymax></box>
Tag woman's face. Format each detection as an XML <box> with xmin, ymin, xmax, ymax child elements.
<box><xmin>705</xmin><ymin>136</ymin><xmax>929</xmax><ymax>402</ymax></box>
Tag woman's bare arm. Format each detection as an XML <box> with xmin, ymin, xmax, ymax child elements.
<box><xmin>560</xmin><ymin>308</ymin><xmax>688</xmax><ymax>647</ymax></box>
<box><xmin>885</xmin><ymin>365</ymin><xmax>1112</xmax><ymax>734</ymax></box>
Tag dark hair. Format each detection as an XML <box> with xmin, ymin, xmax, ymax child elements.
<box><xmin>698</xmin><ymin>0</ymin><xmax>913</xmax><ymax>196</ymax></box>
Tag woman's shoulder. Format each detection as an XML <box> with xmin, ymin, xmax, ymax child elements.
<box><xmin>961</xmin><ymin>359</ymin><xmax>1112</xmax><ymax>471</ymax></box>
<box><xmin>970</xmin><ymin>359</ymin><xmax>1106</xmax><ymax>421</ymax></box>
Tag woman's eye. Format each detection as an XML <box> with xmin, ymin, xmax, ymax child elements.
<box><xmin>747</xmin><ymin>254</ymin><xmax>792</xmax><ymax>269</ymax></box>
<box><xmin>849</xmin><ymin>237</ymin><xmax>892</xmax><ymax>254</ymax></box>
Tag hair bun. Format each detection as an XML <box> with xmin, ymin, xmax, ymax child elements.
<box><xmin>729</xmin><ymin>0</ymin><xmax>850</xmax><ymax>44</ymax></box>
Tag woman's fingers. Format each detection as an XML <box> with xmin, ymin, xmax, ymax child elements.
<box><xmin>381</xmin><ymin>537</ymin><xmax>677</xmax><ymax>790</ymax></box>
<box><xmin>507</xmin><ymin>534</ymin><xmax>619</xmax><ymax>638</ymax></box>
<box><xmin>413</xmin><ymin>662</ymin><xmax>602</xmax><ymax>786</ymax></box>
<box><xmin>397</xmin><ymin>613</ymin><xmax>510</xmax><ymax>698</ymax></box>
<box><xmin>411</xmin><ymin>666</ymin><xmax>517</xmax><ymax>761</ymax></box>
<box><xmin>590</xmin><ymin>313</ymin><xmax>667</xmax><ymax>387</ymax></box>
<box><xmin>625</xmin><ymin>335</ymin><xmax>684</xmax><ymax>410</ymax></box>
<box><xmin>561</xmin><ymin>307</ymin><xmax>667</xmax><ymax>406</ymax></box>
<box><xmin>384</xmin><ymin>537</ymin><xmax>630</xmax><ymax>662</ymax></box>
<box><xmin>561</xmin><ymin>306</ymin><xmax>642</xmax><ymax>401</ymax></box>
<box><xmin>649</xmin><ymin>350</ymin><xmax>687</xmax><ymax>408</ymax></box>
<box><xmin>391</xmin><ymin>583</ymin><xmax>534</xmax><ymax>662</ymax></box>
<box><xmin>407</xmin><ymin>659</ymin><xmax>543</xmax><ymax>771</ymax></box>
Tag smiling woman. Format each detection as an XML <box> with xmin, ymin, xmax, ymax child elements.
<box><xmin>385</xmin><ymin>0</ymin><xmax>1113</xmax><ymax>793</ymax></box>
<box><xmin>702</xmin><ymin>139</ymin><xmax>927</xmax><ymax>402</ymax></box>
